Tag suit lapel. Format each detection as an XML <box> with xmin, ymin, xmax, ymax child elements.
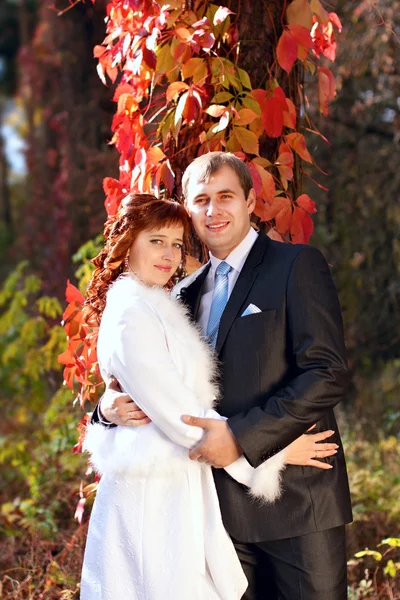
<box><xmin>215</xmin><ymin>232</ymin><xmax>270</xmax><ymax>354</ymax></box>
<box><xmin>180</xmin><ymin>262</ymin><xmax>211</xmax><ymax>320</ymax></box>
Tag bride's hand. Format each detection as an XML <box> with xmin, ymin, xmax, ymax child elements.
<box><xmin>100</xmin><ymin>377</ymin><xmax>151</xmax><ymax>427</ymax></box>
<box><xmin>285</xmin><ymin>427</ymin><xmax>338</xmax><ymax>470</ymax></box>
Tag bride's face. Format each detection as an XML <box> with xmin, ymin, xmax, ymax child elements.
<box><xmin>128</xmin><ymin>224</ymin><xmax>184</xmax><ymax>287</ymax></box>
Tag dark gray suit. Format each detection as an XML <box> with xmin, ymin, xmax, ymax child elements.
<box><xmin>179</xmin><ymin>231</ymin><xmax>352</xmax><ymax>599</ymax></box>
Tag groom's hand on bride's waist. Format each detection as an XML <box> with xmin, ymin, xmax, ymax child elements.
<box><xmin>100</xmin><ymin>377</ymin><xmax>152</xmax><ymax>427</ymax></box>
<box><xmin>182</xmin><ymin>416</ymin><xmax>243</xmax><ymax>468</ymax></box>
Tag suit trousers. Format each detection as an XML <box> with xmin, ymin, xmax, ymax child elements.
<box><xmin>232</xmin><ymin>526</ymin><xmax>347</xmax><ymax>600</ymax></box>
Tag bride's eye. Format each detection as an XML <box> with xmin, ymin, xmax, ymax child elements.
<box><xmin>150</xmin><ymin>239</ymin><xmax>163</xmax><ymax>245</ymax></box>
<box><xmin>174</xmin><ymin>243</ymin><xmax>183</xmax><ymax>249</ymax></box>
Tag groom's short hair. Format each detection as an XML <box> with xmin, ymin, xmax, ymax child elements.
<box><xmin>182</xmin><ymin>152</ymin><xmax>254</xmax><ymax>201</ymax></box>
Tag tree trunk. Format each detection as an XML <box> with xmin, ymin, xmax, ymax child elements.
<box><xmin>227</xmin><ymin>0</ymin><xmax>285</xmax><ymax>159</ymax></box>
<box><xmin>17</xmin><ymin>0</ymin><xmax>116</xmax><ymax>297</ymax></box>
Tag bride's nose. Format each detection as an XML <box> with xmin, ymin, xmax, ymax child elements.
<box><xmin>162</xmin><ymin>245</ymin><xmax>174</xmax><ymax>262</ymax></box>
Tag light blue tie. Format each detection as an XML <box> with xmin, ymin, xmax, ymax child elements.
<box><xmin>206</xmin><ymin>261</ymin><xmax>232</xmax><ymax>348</ymax></box>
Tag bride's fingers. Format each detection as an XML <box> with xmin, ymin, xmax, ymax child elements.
<box><xmin>308</xmin><ymin>459</ymin><xmax>333</xmax><ymax>470</ymax></box>
<box><xmin>309</xmin><ymin>430</ymin><xmax>335</xmax><ymax>442</ymax></box>
<box><xmin>306</xmin><ymin>424</ymin><xmax>316</xmax><ymax>432</ymax></box>
<box><xmin>313</xmin><ymin>443</ymin><xmax>338</xmax><ymax>451</ymax></box>
<box><xmin>313</xmin><ymin>449</ymin><xmax>337</xmax><ymax>458</ymax></box>
<box><xmin>125</xmin><ymin>416</ymin><xmax>151</xmax><ymax>427</ymax></box>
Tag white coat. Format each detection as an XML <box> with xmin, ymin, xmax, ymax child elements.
<box><xmin>81</xmin><ymin>275</ymin><xmax>286</xmax><ymax>600</ymax></box>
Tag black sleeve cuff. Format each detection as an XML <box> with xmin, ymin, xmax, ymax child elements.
<box><xmin>91</xmin><ymin>403</ymin><xmax>118</xmax><ymax>429</ymax></box>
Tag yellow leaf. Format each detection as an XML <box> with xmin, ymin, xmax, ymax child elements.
<box><xmin>182</xmin><ymin>58</ymin><xmax>208</xmax><ymax>85</ymax></box>
<box><xmin>233</xmin><ymin>127</ymin><xmax>259</xmax><ymax>155</ymax></box>
<box><xmin>286</xmin><ymin>0</ymin><xmax>313</xmax><ymax>30</ymax></box>
<box><xmin>384</xmin><ymin>560</ymin><xmax>397</xmax><ymax>578</ymax></box>
<box><xmin>147</xmin><ymin>146</ymin><xmax>166</xmax><ymax>165</ymax></box>
<box><xmin>156</xmin><ymin>43</ymin><xmax>174</xmax><ymax>75</ymax></box>
<box><xmin>234</xmin><ymin>109</ymin><xmax>258</xmax><ymax>126</ymax></box>
<box><xmin>174</xmin><ymin>27</ymin><xmax>191</xmax><ymax>41</ymax></box>
<box><xmin>166</xmin><ymin>82</ymin><xmax>189</xmax><ymax>103</ymax></box>
<box><xmin>310</xmin><ymin>0</ymin><xmax>330</xmax><ymax>25</ymax></box>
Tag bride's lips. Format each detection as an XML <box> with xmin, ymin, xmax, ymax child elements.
<box><xmin>206</xmin><ymin>221</ymin><xmax>229</xmax><ymax>233</ymax></box>
<box><xmin>155</xmin><ymin>265</ymin><xmax>172</xmax><ymax>273</ymax></box>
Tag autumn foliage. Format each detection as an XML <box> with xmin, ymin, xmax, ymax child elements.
<box><xmin>59</xmin><ymin>0</ymin><xmax>342</xmax><ymax>410</ymax></box>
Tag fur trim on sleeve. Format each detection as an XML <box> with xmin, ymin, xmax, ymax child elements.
<box><xmin>225</xmin><ymin>450</ymin><xmax>287</xmax><ymax>504</ymax></box>
<box><xmin>248</xmin><ymin>450</ymin><xmax>287</xmax><ymax>503</ymax></box>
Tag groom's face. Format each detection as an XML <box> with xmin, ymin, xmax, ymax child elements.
<box><xmin>185</xmin><ymin>165</ymin><xmax>256</xmax><ymax>259</ymax></box>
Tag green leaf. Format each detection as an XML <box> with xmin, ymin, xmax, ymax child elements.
<box><xmin>212</xmin><ymin>91</ymin><xmax>233</xmax><ymax>103</ymax></box>
<box><xmin>242</xmin><ymin>96</ymin><xmax>261</xmax><ymax>115</ymax></box>
<box><xmin>36</xmin><ymin>297</ymin><xmax>63</xmax><ymax>320</ymax></box>
<box><xmin>237</xmin><ymin>68</ymin><xmax>252</xmax><ymax>90</ymax></box>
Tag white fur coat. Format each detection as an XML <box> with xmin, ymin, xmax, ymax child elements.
<box><xmin>84</xmin><ymin>275</ymin><xmax>286</xmax><ymax>502</ymax></box>
<box><xmin>81</xmin><ymin>276</ymin><xmax>288</xmax><ymax>600</ymax></box>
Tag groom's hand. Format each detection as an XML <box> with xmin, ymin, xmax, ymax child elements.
<box><xmin>182</xmin><ymin>416</ymin><xmax>243</xmax><ymax>467</ymax></box>
<box><xmin>100</xmin><ymin>377</ymin><xmax>151</xmax><ymax>427</ymax></box>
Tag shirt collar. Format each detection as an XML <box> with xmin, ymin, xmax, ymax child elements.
<box><xmin>209</xmin><ymin>227</ymin><xmax>258</xmax><ymax>275</ymax></box>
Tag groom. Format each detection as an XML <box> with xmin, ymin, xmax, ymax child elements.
<box><xmin>93</xmin><ymin>152</ymin><xmax>352</xmax><ymax>599</ymax></box>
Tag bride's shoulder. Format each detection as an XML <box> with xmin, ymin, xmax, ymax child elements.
<box><xmin>104</xmin><ymin>275</ymin><xmax>172</xmax><ymax>323</ymax></box>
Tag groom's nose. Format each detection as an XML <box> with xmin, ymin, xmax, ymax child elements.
<box><xmin>206</xmin><ymin>198</ymin><xmax>220</xmax><ymax>217</ymax></box>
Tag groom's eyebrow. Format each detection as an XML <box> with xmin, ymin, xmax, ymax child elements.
<box><xmin>217</xmin><ymin>188</ymin><xmax>235</xmax><ymax>194</ymax></box>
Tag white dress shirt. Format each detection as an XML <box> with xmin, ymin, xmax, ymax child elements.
<box><xmin>198</xmin><ymin>227</ymin><xmax>258</xmax><ymax>336</ymax></box>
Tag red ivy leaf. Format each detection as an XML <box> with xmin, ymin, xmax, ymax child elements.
<box><xmin>329</xmin><ymin>12</ymin><xmax>342</xmax><ymax>31</ymax></box>
<box><xmin>277</xmin><ymin>30</ymin><xmax>298</xmax><ymax>73</ymax></box>
<box><xmin>285</xmin><ymin>132</ymin><xmax>313</xmax><ymax>163</ymax></box>
<box><xmin>93</xmin><ymin>45</ymin><xmax>106</xmax><ymax>58</ymax></box>
<box><xmin>291</xmin><ymin>206</ymin><xmax>314</xmax><ymax>243</ymax></box>
<box><xmin>65</xmin><ymin>280</ymin><xmax>85</xmax><ymax>305</ymax></box>
<box><xmin>252</xmin><ymin>163</ymin><xmax>276</xmax><ymax>203</ymax></box>
<box><xmin>276</xmin><ymin>206</ymin><xmax>293</xmax><ymax>234</ymax></box>
<box><xmin>261</xmin><ymin>88</ymin><xmax>287</xmax><ymax>138</ymax></box>
<box><xmin>318</xmin><ymin>67</ymin><xmax>336</xmax><ymax>116</ymax></box>
<box><xmin>247</xmin><ymin>161</ymin><xmax>263</xmax><ymax>197</ymax></box>
<box><xmin>142</xmin><ymin>47</ymin><xmax>156</xmax><ymax>70</ymax></box>
<box><xmin>282</xmin><ymin>97</ymin><xmax>297</xmax><ymax>129</ymax></box>
<box><xmin>262</xmin><ymin>196</ymin><xmax>291</xmax><ymax>221</ymax></box>
<box><xmin>296</xmin><ymin>193</ymin><xmax>317</xmax><ymax>214</ymax></box>
<box><xmin>288</xmin><ymin>24</ymin><xmax>314</xmax><ymax>48</ymax></box>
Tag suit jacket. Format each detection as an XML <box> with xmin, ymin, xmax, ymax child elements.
<box><xmin>177</xmin><ymin>231</ymin><xmax>353</xmax><ymax>542</ymax></box>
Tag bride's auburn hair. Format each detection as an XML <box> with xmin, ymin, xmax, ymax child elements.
<box><xmin>84</xmin><ymin>193</ymin><xmax>191</xmax><ymax>328</ymax></box>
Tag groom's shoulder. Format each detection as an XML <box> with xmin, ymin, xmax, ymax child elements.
<box><xmin>261</xmin><ymin>238</ymin><xmax>325</xmax><ymax>273</ymax></box>
<box><xmin>172</xmin><ymin>262</ymin><xmax>209</xmax><ymax>299</ymax></box>
<box><xmin>263</xmin><ymin>237</ymin><xmax>305</xmax><ymax>263</ymax></box>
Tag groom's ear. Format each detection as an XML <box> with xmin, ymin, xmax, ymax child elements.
<box><xmin>247</xmin><ymin>188</ymin><xmax>256</xmax><ymax>215</ymax></box>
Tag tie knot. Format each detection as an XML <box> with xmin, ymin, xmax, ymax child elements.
<box><xmin>216</xmin><ymin>261</ymin><xmax>232</xmax><ymax>277</ymax></box>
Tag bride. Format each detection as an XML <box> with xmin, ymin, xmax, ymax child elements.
<box><xmin>80</xmin><ymin>193</ymin><xmax>337</xmax><ymax>600</ymax></box>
